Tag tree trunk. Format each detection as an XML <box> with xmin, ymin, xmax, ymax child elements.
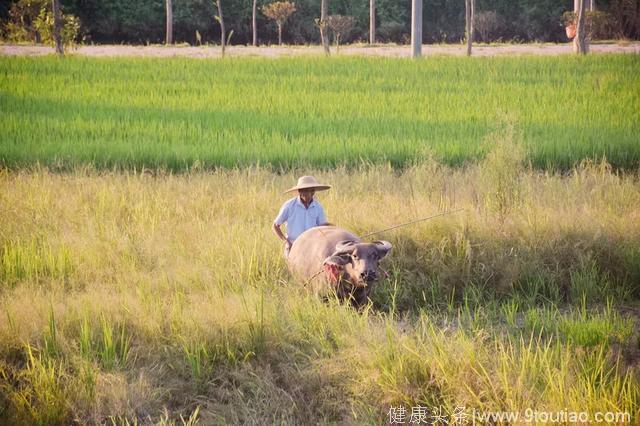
<box><xmin>217</xmin><ymin>0</ymin><xmax>226</xmax><ymax>57</ymax></box>
<box><xmin>252</xmin><ymin>0</ymin><xmax>257</xmax><ymax>46</ymax></box>
<box><xmin>52</xmin><ymin>0</ymin><xmax>63</xmax><ymax>55</ymax></box>
<box><xmin>411</xmin><ymin>0</ymin><xmax>422</xmax><ymax>57</ymax></box>
<box><xmin>278</xmin><ymin>23</ymin><xmax>282</xmax><ymax>45</ymax></box>
<box><xmin>465</xmin><ymin>0</ymin><xmax>474</xmax><ymax>56</ymax></box>
<box><xmin>574</xmin><ymin>0</ymin><xmax>588</xmax><ymax>54</ymax></box>
<box><xmin>369</xmin><ymin>0</ymin><xmax>375</xmax><ymax>44</ymax></box>
<box><xmin>320</xmin><ymin>0</ymin><xmax>330</xmax><ymax>56</ymax></box>
<box><xmin>335</xmin><ymin>34</ymin><xmax>340</xmax><ymax>53</ymax></box>
<box><xmin>165</xmin><ymin>0</ymin><xmax>173</xmax><ymax>45</ymax></box>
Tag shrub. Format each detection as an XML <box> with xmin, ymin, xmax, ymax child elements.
<box><xmin>562</xmin><ymin>10</ymin><xmax>618</xmax><ymax>40</ymax></box>
<box><xmin>2</xmin><ymin>0</ymin><xmax>81</xmax><ymax>47</ymax></box>
<box><xmin>325</xmin><ymin>15</ymin><xmax>356</xmax><ymax>50</ymax></box>
<box><xmin>474</xmin><ymin>11</ymin><xmax>505</xmax><ymax>42</ymax></box>
<box><xmin>262</xmin><ymin>1</ymin><xmax>296</xmax><ymax>45</ymax></box>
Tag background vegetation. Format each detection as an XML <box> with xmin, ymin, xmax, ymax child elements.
<box><xmin>1</xmin><ymin>0</ymin><xmax>639</xmax><ymax>45</ymax></box>
<box><xmin>1</xmin><ymin>55</ymin><xmax>639</xmax><ymax>172</ymax></box>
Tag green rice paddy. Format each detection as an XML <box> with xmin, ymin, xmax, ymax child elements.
<box><xmin>1</xmin><ymin>54</ymin><xmax>639</xmax><ymax>170</ymax></box>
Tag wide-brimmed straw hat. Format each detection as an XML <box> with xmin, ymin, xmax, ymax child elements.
<box><xmin>284</xmin><ymin>176</ymin><xmax>331</xmax><ymax>193</ymax></box>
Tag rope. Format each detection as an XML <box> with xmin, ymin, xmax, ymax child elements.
<box><xmin>360</xmin><ymin>208</ymin><xmax>465</xmax><ymax>239</ymax></box>
<box><xmin>300</xmin><ymin>209</ymin><xmax>464</xmax><ymax>286</ymax></box>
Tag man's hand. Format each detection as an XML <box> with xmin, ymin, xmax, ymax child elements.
<box><xmin>273</xmin><ymin>223</ymin><xmax>292</xmax><ymax>254</ymax></box>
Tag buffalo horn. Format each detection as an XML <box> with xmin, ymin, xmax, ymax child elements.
<box><xmin>334</xmin><ymin>240</ymin><xmax>357</xmax><ymax>254</ymax></box>
<box><xmin>373</xmin><ymin>240</ymin><xmax>392</xmax><ymax>253</ymax></box>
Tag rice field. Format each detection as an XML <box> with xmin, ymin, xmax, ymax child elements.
<box><xmin>1</xmin><ymin>54</ymin><xmax>639</xmax><ymax>171</ymax></box>
<box><xmin>1</xmin><ymin>53</ymin><xmax>640</xmax><ymax>424</ymax></box>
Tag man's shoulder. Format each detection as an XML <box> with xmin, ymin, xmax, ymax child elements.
<box><xmin>280</xmin><ymin>197</ymin><xmax>298</xmax><ymax>209</ymax></box>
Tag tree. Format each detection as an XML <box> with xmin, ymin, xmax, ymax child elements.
<box><xmin>262</xmin><ymin>1</ymin><xmax>296</xmax><ymax>45</ymax></box>
<box><xmin>465</xmin><ymin>0</ymin><xmax>474</xmax><ymax>56</ymax></box>
<box><xmin>325</xmin><ymin>15</ymin><xmax>355</xmax><ymax>52</ymax></box>
<box><xmin>319</xmin><ymin>0</ymin><xmax>330</xmax><ymax>55</ymax></box>
<box><xmin>214</xmin><ymin>0</ymin><xmax>226</xmax><ymax>56</ymax></box>
<box><xmin>575</xmin><ymin>0</ymin><xmax>589</xmax><ymax>54</ymax></box>
<box><xmin>52</xmin><ymin>0</ymin><xmax>63</xmax><ymax>54</ymax></box>
<box><xmin>4</xmin><ymin>0</ymin><xmax>80</xmax><ymax>48</ymax></box>
<box><xmin>610</xmin><ymin>0</ymin><xmax>640</xmax><ymax>40</ymax></box>
<box><xmin>165</xmin><ymin>0</ymin><xmax>173</xmax><ymax>44</ymax></box>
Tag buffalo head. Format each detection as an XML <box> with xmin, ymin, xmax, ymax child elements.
<box><xmin>322</xmin><ymin>239</ymin><xmax>392</xmax><ymax>287</ymax></box>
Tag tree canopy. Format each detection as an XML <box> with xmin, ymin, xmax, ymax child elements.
<box><xmin>0</xmin><ymin>0</ymin><xmax>637</xmax><ymax>45</ymax></box>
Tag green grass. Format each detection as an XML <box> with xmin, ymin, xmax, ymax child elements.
<box><xmin>1</xmin><ymin>55</ymin><xmax>639</xmax><ymax>171</ymax></box>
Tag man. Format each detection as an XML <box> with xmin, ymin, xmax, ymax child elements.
<box><xmin>272</xmin><ymin>175</ymin><xmax>331</xmax><ymax>257</ymax></box>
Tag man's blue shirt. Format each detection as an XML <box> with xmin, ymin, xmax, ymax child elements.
<box><xmin>274</xmin><ymin>197</ymin><xmax>327</xmax><ymax>241</ymax></box>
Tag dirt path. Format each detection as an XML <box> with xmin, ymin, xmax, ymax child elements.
<box><xmin>2</xmin><ymin>42</ymin><xmax>639</xmax><ymax>58</ymax></box>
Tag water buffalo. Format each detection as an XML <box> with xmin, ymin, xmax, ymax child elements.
<box><xmin>287</xmin><ymin>225</ymin><xmax>392</xmax><ymax>307</ymax></box>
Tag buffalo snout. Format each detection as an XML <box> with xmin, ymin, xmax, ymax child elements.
<box><xmin>360</xmin><ymin>270</ymin><xmax>377</xmax><ymax>282</ymax></box>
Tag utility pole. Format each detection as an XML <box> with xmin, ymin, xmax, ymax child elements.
<box><xmin>574</xmin><ymin>0</ymin><xmax>595</xmax><ymax>12</ymax></box>
<box><xmin>465</xmin><ymin>0</ymin><xmax>474</xmax><ymax>56</ymax></box>
<box><xmin>369</xmin><ymin>0</ymin><xmax>375</xmax><ymax>44</ymax></box>
<box><xmin>252</xmin><ymin>0</ymin><xmax>258</xmax><ymax>46</ymax></box>
<box><xmin>166</xmin><ymin>0</ymin><xmax>173</xmax><ymax>44</ymax></box>
<box><xmin>411</xmin><ymin>0</ymin><xmax>422</xmax><ymax>57</ymax></box>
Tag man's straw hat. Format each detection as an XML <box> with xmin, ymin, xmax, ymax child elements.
<box><xmin>284</xmin><ymin>176</ymin><xmax>331</xmax><ymax>193</ymax></box>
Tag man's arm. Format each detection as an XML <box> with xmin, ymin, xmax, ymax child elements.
<box><xmin>273</xmin><ymin>201</ymin><xmax>291</xmax><ymax>250</ymax></box>
<box><xmin>272</xmin><ymin>223</ymin><xmax>292</xmax><ymax>250</ymax></box>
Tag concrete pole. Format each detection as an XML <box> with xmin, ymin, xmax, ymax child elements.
<box><xmin>165</xmin><ymin>0</ymin><xmax>173</xmax><ymax>44</ymax></box>
<box><xmin>252</xmin><ymin>0</ymin><xmax>257</xmax><ymax>46</ymax></box>
<box><xmin>369</xmin><ymin>0</ymin><xmax>375</xmax><ymax>45</ymax></box>
<box><xmin>411</xmin><ymin>0</ymin><xmax>422</xmax><ymax>57</ymax></box>
<box><xmin>465</xmin><ymin>0</ymin><xmax>474</xmax><ymax>56</ymax></box>
<box><xmin>575</xmin><ymin>0</ymin><xmax>594</xmax><ymax>13</ymax></box>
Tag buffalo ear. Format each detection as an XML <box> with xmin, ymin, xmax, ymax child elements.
<box><xmin>373</xmin><ymin>240</ymin><xmax>392</xmax><ymax>259</ymax></box>
<box><xmin>323</xmin><ymin>254</ymin><xmax>351</xmax><ymax>267</ymax></box>
<box><xmin>323</xmin><ymin>255</ymin><xmax>349</xmax><ymax>284</ymax></box>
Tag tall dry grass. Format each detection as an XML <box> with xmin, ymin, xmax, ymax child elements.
<box><xmin>0</xmin><ymin>155</ymin><xmax>639</xmax><ymax>423</ymax></box>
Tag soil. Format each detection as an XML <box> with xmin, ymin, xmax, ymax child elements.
<box><xmin>2</xmin><ymin>42</ymin><xmax>639</xmax><ymax>58</ymax></box>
